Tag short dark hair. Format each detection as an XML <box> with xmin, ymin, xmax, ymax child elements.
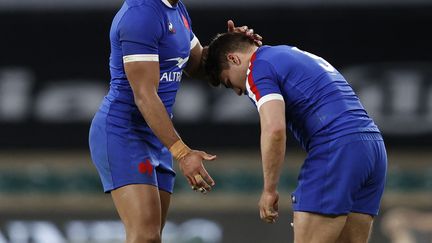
<box><xmin>204</xmin><ymin>32</ymin><xmax>255</xmax><ymax>87</ymax></box>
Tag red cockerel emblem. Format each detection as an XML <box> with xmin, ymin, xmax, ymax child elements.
<box><xmin>138</xmin><ymin>159</ymin><xmax>153</xmax><ymax>176</ymax></box>
<box><xmin>181</xmin><ymin>14</ymin><xmax>190</xmax><ymax>30</ymax></box>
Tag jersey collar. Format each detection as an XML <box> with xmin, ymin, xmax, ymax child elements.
<box><xmin>161</xmin><ymin>0</ymin><xmax>177</xmax><ymax>8</ymax></box>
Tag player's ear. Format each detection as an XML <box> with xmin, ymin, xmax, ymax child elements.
<box><xmin>227</xmin><ymin>53</ymin><xmax>240</xmax><ymax>65</ymax></box>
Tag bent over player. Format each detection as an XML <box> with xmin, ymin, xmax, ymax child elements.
<box><xmin>88</xmin><ymin>0</ymin><xmax>262</xmax><ymax>242</ymax></box>
<box><xmin>205</xmin><ymin>32</ymin><xmax>387</xmax><ymax>243</ymax></box>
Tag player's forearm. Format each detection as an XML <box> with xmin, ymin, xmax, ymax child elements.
<box><xmin>260</xmin><ymin>128</ymin><xmax>286</xmax><ymax>192</ymax></box>
<box><xmin>184</xmin><ymin>44</ymin><xmax>208</xmax><ymax>80</ymax></box>
<box><xmin>191</xmin><ymin>46</ymin><xmax>208</xmax><ymax>79</ymax></box>
<box><xmin>134</xmin><ymin>92</ymin><xmax>180</xmax><ymax>148</ymax></box>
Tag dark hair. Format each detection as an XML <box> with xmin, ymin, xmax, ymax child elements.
<box><xmin>204</xmin><ymin>32</ymin><xmax>255</xmax><ymax>87</ymax></box>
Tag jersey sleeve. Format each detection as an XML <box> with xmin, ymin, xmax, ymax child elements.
<box><xmin>118</xmin><ymin>6</ymin><xmax>164</xmax><ymax>63</ymax></box>
<box><xmin>189</xmin><ymin>25</ymin><xmax>198</xmax><ymax>50</ymax></box>
<box><xmin>178</xmin><ymin>1</ymin><xmax>198</xmax><ymax>50</ymax></box>
<box><xmin>246</xmin><ymin>59</ymin><xmax>284</xmax><ymax>111</ymax></box>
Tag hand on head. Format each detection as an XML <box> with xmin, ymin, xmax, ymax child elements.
<box><xmin>227</xmin><ymin>19</ymin><xmax>263</xmax><ymax>46</ymax></box>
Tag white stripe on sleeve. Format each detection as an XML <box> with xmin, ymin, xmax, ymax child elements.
<box><xmin>190</xmin><ymin>36</ymin><xmax>199</xmax><ymax>50</ymax></box>
<box><xmin>123</xmin><ymin>54</ymin><xmax>159</xmax><ymax>63</ymax></box>
<box><xmin>257</xmin><ymin>94</ymin><xmax>284</xmax><ymax>111</ymax></box>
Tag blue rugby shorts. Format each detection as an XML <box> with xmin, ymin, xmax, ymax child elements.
<box><xmin>88</xmin><ymin>110</ymin><xmax>176</xmax><ymax>193</ymax></box>
<box><xmin>291</xmin><ymin>133</ymin><xmax>387</xmax><ymax>216</ymax></box>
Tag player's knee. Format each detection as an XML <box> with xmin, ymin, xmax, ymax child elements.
<box><xmin>142</xmin><ymin>234</ymin><xmax>161</xmax><ymax>243</ymax></box>
<box><xmin>128</xmin><ymin>232</ymin><xmax>161</xmax><ymax>243</ymax></box>
<box><xmin>127</xmin><ymin>227</ymin><xmax>161</xmax><ymax>243</ymax></box>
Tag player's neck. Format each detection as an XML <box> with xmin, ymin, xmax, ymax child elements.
<box><xmin>246</xmin><ymin>45</ymin><xmax>259</xmax><ymax>63</ymax></box>
<box><xmin>167</xmin><ymin>0</ymin><xmax>179</xmax><ymax>5</ymax></box>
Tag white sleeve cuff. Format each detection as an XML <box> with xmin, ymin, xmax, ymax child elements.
<box><xmin>190</xmin><ymin>36</ymin><xmax>199</xmax><ymax>50</ymax></box>
<box><xmin>257</xmin><ymin>94</ymin><xmax>284</xmax><ymax>111</ymax></box>
<box><xmin>123</xmin><ymin>54</ymin><xmax>159</xmax><ymax>63</ymax></box>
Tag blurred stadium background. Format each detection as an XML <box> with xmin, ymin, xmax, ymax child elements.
<box><xmin>1</xmin><ymin>0</ymin><xmax>432</xmax><ymax>242</ymax></box>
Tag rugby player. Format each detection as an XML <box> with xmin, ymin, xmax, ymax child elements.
<box><xmin>88</xmin><ymin>0</ymin><xmax>262</xmax><ymax>242</ymax></box>
<box><xmin>205</xmin><ymin>32</ymin><xmax>387</xmax><ymax>243</ymax></box>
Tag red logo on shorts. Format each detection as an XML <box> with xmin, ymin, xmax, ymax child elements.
<box><xmin>138</xmin><ymin>159</ymin><xmax>153</xmax><ymax>176</ymax></box>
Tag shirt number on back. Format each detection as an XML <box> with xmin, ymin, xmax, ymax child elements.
<box><xmin>292</xmin><ymin>47</ymin><xmax>336</xmax><ymax>73</ymax></box>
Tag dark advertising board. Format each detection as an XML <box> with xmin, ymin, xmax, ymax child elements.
<box><xmin>1</xmin><ymin>5</ymin><xmax>432</xmax><ymax>149</ymax></box>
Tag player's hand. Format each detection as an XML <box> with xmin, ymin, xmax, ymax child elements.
<box><xmin>227</xmin><ymin>19</ymin><xmax>263</xmax><ymax>46</ymax></box>
<box><xmin>259</xmin><ymin>190</ymin><xmax>279</xmax><ymax>223</ymax></box>
<box><xmin>178</xmin><ymin>150</ymin><xmax>216</xmax><ymax>194</ymax></box>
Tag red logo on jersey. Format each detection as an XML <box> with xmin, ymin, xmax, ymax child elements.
<box><xmin>138</xmin><ymin>159</ymin><xmax>153</xmax><ymax>176</ymax></box>
<box><xmin>181</xmin><ymin>15</ymin><xmax>190</xmax><ymax>30</ymax></box>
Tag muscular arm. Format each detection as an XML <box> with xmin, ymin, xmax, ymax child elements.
<box><xmin>125</xmin><ymin>60</ymin><xmax>216</xmax><ymax>191</ymax></box>
<box><xmin>258</xmin><ymin>99</ymin><xmax>286</xmax><ymax>223</ymax></box>
<box><xmin>259</xmin><ymin>99</ymin><xmax>286</xmax><ymax>192</ymax></box>
<box><xmin>125</xmin><ymin>61</ymin><xmax>179</xmax><ymax>148</ymax></box>
<box><xmin>183</xmin><ymin>41</ymin><xmax>207</xmax><ymax>80</ymax></box>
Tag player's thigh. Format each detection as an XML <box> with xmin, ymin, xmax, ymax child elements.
<box><xmin>294</xmin><ymin>211</ymin><xmax>347</xmax><ymax>243</ymax></box>
<box><xmin>159</xmin><ymin>189</ymin><xmax>171</xmax><ymax>230</ymax></box>
<box><xmin>336</xmin><ymin>212</ymin><xmax>373</xmax><ymax>243</ymax></box>
<box><xmin>155</xmin><ymin>152</ymin><xmax>175</xmax><ymax>230</ymax></box>
<box><xmin>111</xmin><ymin>184</ymin><xmax>162</xmax><ymax>233</ymax></box>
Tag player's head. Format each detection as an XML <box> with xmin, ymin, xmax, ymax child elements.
<box><xmin>205</xmin><ymin>32</ymin><xmax>257</xmax><ymax>96</ymax></box>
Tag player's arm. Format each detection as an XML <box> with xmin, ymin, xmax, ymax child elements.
<box><xmin>119</xmin><ymin>6</ymin><xmax>217</xmax><ymax>193</ymax></box>
<box><xmin>183</xmin><ymin>39</ymin><xmax>206</xmax><ymax>79</ymax></box>
<box><xmin>125</xmin><ymin>61</ymin><xmax>216</xmax><ymax>192</ymax></box>
<box><xmin>125</xmin><ymin>61</ymin><xmax>179</xmax><ymax>146</ymax></box>
<box><xmin>258</xmin><ymin>99</ymin><xmax>286</xmax><ymax>223</ymax></box>
<box><xmin>259</xmin><ymin>99</ymin><xmax>286</xmax><ymax>192</ymax></box>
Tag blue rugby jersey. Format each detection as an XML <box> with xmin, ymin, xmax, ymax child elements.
<box><xmin>100</xmin><ymin>0</ymin><xmax>197</xmax><ymax>127</ymax></box>
<box><xmin>246</xmin><ymin>45</ymin><xmax>380</xmax><ymax>151</ymax></box>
